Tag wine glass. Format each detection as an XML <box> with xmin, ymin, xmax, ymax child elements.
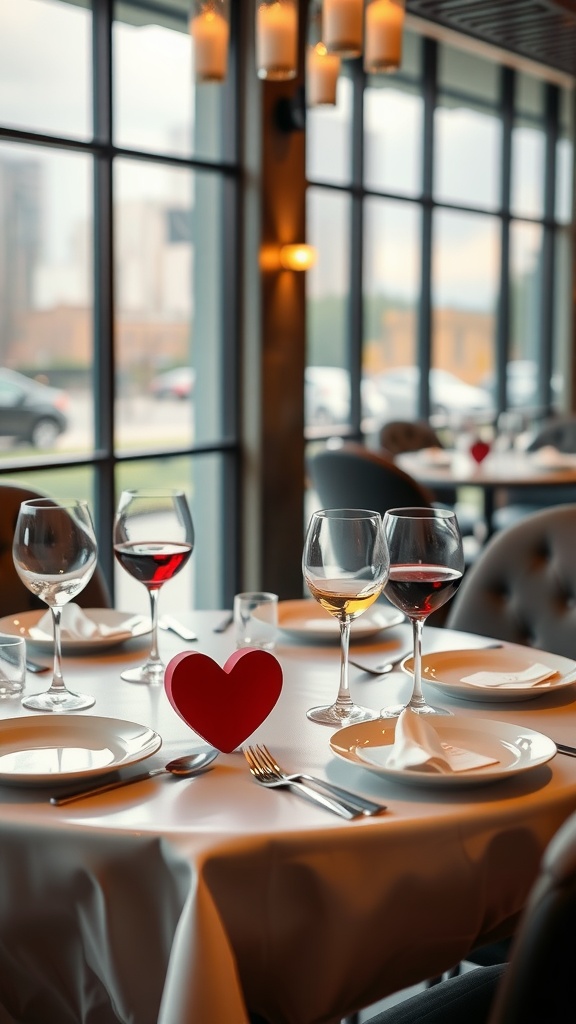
<box><xmin>381</xmin><ymin>506</ymin><xmax>465</xmax><ymax>718</ymax></box>
<box><xmin>303</xmin><ymin>508</ymin><xmax>390</xmax><ymax>726</ymax></box>
<box><xmin>12</xmin><ymin>498</ymin><xmax>98</xmax><ymax>712</ymax></box>
<box><xmin>113</xmin><ymin>489</ymin><xmax>194</xmax><ymax>685</ymax></box>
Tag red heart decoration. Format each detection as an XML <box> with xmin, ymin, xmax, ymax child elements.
<box><xmin>470</xmin><ymin>439</ymin><xmax>490</xmax><ymax>463</ymax></box>
<box><xmin>164</xmin><ymin>648</ymin><xmax>283</xmax><ymax>753</ymax></box>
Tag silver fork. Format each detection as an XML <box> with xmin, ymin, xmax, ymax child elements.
<box><xmin>348</xmin><ymin>650</ymin><xmax>411</xmax><ymax>676</ymax></box>
<box><xmin>243</xmin><ymin>746</ymin><xmax>362</xmax><ymax>820</ymax></box>
<box><xmin>255</xmin><ymin>744</ymin><xmax>387</xmax><ymax>816</ymax></box>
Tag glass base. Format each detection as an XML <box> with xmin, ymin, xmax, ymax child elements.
<box><xmin>307</xmin><ymin>703</ymin><xmax>378</xmax><ymax>727</ymax></box>
<box><xmin>121</xmin><ymin>662</ymin><xmax>165</xmax><ymax>685</ymax></box>
<box><xmin>380</xmin><ymin>702</ymin><xmax>453</xmax><ymax>718</ymax></box>
<box><xmin>21</xmin><ymin>689</ymin><xmax>95</xmax><ymax>713</ymax></box>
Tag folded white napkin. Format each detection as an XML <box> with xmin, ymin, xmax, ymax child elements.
<box><xmin>28</xmin><ymin>604</ymin><xmax>138</xmax><ymax>642</ymax></box>
<box><xmin>461</xmin><ymin>662</ymin><xmax>558</xmax><ymax>689</ymax></box>
<box><xmin>360</xmin><ymin>708</ymin><xmax>498</xmax><ymax>774</ymax></box>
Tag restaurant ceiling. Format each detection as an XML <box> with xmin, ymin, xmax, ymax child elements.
<box><xmin>405</xmin><ymin>0</ymin><xmax>576</xmax><ymax>78</ymax></box>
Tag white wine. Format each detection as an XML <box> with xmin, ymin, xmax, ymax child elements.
<box><xmin>306</xmin><ymin>577</ymin><xmax>383</xmax><ymax>620</ymax></box>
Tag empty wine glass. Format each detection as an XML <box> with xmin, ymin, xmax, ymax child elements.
<box><xmin>114</xmin><ymin>489</ymin><xmax>194</xmax><ymax>685</ymax></box>
<box><xmin>381</xmin><ymin>507</ymin><xmax>464</xmax><ymax>718</ymax></box>
<box><xmin>303</xmin><ymin>508</ymin><xmax>389</xmax><ymax>726</ymax></box>
<box><xmin>13</xmin><ymin>498</ymin><xmax>98</xmax><ymax>712</ymax></box>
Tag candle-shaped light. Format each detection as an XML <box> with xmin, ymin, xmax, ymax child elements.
<box><xmin>323</xmin><ymin>0</ymin><xmax>364</xmax><ymax>58</ymax></box>
<box><xmin>256</xmin><ymin>0</ymin><xmax>298</xmax><ymax>81</ymax></box>
<box><xmin>364</xmin><ymin>0</ymin><xmax>405</xmax><ymax>74</ymax></box>
<box><xmin>190</xmin><ymin>0</ymin><xmax>229</xmax><ymax>83</ymax></box>
<box><xmin>307</xmin><ymin>0</ymin><xmax>341</xmax><ymax>107</ymax></box>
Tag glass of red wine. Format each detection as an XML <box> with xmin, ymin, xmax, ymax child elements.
<box><xmin>303</xmin><ymin>508</ymin><xmax>390</xmax><ymax>726</ymax></box>
<box><xmin>381</xmin><ymin>506</ymin><xmax>464</xmax><ymax>717</ymax></box>
<box><xmin>113</xmin><ymin>489</ymin><xmax>194</xmax><ymax>684</ymax></box>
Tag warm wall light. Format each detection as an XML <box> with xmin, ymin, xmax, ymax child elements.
<box><xmin>364</xmin><ymin>0</ymin><xmax>405</xmax><ymax>74</ymax></box>
<box><xmin>323</xmin><ymin>0</ymin><xmax>364</xmax><ymax>58</ymax></box>
<box><xmin>256</xmin><ymin>0</ymin><xmax>298</xmax><ymax>81</ymax></box>
<box><xmin>279</xmin><ymin>244</ymin><xmax>318</xmax><ymax>271</ymax></box>
<box><xmin>190</xmin><ymin>0</ymin><xmax>230</xmax><ymax>83</ymax></box>
<box><xmin>307</xmin><ymin>0</ymin><xmax>341</xmax><ymax>107</ymax></box>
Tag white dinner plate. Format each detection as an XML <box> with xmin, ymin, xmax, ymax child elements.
<box><xmin>0</xmin><ymin>716</ymin><xmax>162</xmax><ymax>786</ymax></box>
<box><xmin>403</xmin><ymin>647</ymin><xmax>576</xmax><ymax>703</ymax></box>
<box><xmin>0</xmin><ymin>608</ymin><xmax>151</xmax><ymax>654</ymax></box>
<box><xmin>277</xmin><ymin>599</ymin><xmax>405</xmax><ymax>643</ymax></box>
<box><xmin>330</xmin><ymin>716</ymin><xmax>557</xmax><ymax>789</ymax></box>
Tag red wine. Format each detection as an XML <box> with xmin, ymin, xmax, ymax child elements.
<box><xmin>114</xmin><ymin>541</ymin><xmax>193</xmax><ymax>588</ymax></box>
<box><xmin>385</xmin><ymin>564</ymin><xmax>462</xmax><ymax>619</ymax></box>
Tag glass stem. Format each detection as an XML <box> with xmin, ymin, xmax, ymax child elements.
<box><xmin>335</xmin><ymin>615</ymin><xmax>353</xmax><ymax>710</ymax></box>
<box><xmin>408</xmin><ymin>617</ymin><xmax>426</xmax><ymax>710</ymax></box>
<box><xmin>146</xmin><ymin>588</ymin><xmax>162</xmax><ymax>666</ymax></box>
<box><xmin>49</xmin><ymin>606</ymin><xmax>67</xmax><ymax>694</ymax></box>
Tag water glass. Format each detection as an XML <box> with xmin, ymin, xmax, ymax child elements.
<box><xmin>0</xmin><ymin>637</ymin><xmax>26</xmax><ymax>698</ymax></box>
<box><xmin>234</xmin><ymin>592</ymin><xmax>278</xmax><ymax>650</ymax></box>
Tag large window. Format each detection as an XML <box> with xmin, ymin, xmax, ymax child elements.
<box><xmin>0</xmin><ymin>0</ymin><xmax>239</xmax><ymax>611</ymax></box>
<box><xmin>306</xmin><ymin>29</ymin><xmax>574</xmax><ymax>443</ymax></box>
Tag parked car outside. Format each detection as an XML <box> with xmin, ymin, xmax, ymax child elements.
<box><xmin>0</xmin><ymin>368</ymin><xmax>69</xmax><ymax>448</ymax></box>
<box><xmin>149</xmin><ymin>367</ymin><xmax>195</xmax><ymax>400</ymax></box>
<box><xmin>305</xmin><ymin>366</ymin><xmax>389</xmax><ymax>430</ymax></box>
<box><xmin>372</xmin><ymin>366</ymin><xmax>492</xmax><ymax>424</ymax></box>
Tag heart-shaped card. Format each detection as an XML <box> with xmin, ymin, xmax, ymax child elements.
<box><xmin>470</xmin><ymin>439</ymin><xmax>490</xmax><ymax>463</ymax></box>
<box><xmin>164</xmin><ymin>648</ymin><xmax>283</xmax><ymax>753</ymax></box>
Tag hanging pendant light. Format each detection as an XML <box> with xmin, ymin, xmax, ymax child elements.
<box><xmin>256</xmin><ymin>0</ymin><xmax>299</xmax><ymax>81</ymax></box>
<box><xmin>189</xmin><ymin>0</ymin><xmax>230</xmax><ymax>83</ymax></box>
<box><xmin>322</xmin><ymin>0</ymin><xmax>364</xmax><ymax>58</ymax></box>
<box><xmin>364</xmin><ymin>0</ymin><xmax>406</xmax><ymax>74</ymax></box>
<box><xmin>307</xmin><ymin>0</ymin><xmax>341</xmax><ymax>107</ymax></box>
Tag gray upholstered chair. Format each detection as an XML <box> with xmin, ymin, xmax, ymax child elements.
<box><xmin>362</xmin><ymin>808</ymin><xmax>576</xmax><ymax>1024</ymax></box>
<box><xmin>0</xmin><ymin>483</ymin><xmax>111</xmax><ymax>617</ymax></box>
<box><xmin>446</xmin><ymin>503</ymin><xmax>576</xmax><ymax>657</ymax></box>
<box><xmin>307</xmin><ymin>442</ymin><xmax>436</xmax><ymax>517</ymax></box>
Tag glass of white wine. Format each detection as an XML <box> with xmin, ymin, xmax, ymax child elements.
<box><xmin>303</xmin><ymin>508</ymin><xmax>389</xmax><ymax>726</ymax></box>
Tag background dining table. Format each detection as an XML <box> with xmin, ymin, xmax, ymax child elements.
<box><xmin>396</xmin><ymin>447</ymin><xmax>576</xmax><ymax>537</ymax></box>
<box><xmin>1</xmin><ymin>608</ymin><xmax>576</xmax><ymax>1024</ymax></box>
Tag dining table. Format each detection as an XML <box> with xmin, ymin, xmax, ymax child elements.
<box><xmin>396</xmin><ymin>447</ymin><xmax>576</xmax><ymax>538</ymax></box>
<box><xmin>2</xmin><ymin>606</ymin><xmax>576</xmax><ymax>1024</ymax></box>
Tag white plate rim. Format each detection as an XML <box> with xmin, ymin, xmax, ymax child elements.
<box><xmin>330</xmin><ymin>716</ymin><xmax>557</xmax><ymax>788</ymax></box>
<box><xmin>402</xmin><ymin>647</ymin><xmax>576</xmax><ymax>703</ymax></box>
<box><xmin>277</xmin><ymin>599</ymin><xmax>404</xmax><ymax>642</ymax></box>
<box><xmin>0</xmin><ymin>715</ymin><xmax>162</xmax><ymax>786</ymax></box>
<box><xmin>0</xmin><ymin>608</ymin><xmax>151</xmax><ymax>653</ymax></box>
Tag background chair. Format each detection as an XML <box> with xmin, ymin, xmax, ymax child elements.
<box><xmin>0</xmin><ymin>483</ymin><xmax>111</xmax><ymax>617</ymax></box>
<box><xmin>379</xmin><ymin>420</ymin><xmax>444</xmax><ymax>457</ymax></box>
<box><xmin>307</xmin><ymin>442</ymin><xmax>435</xmax><ymax>518</ymax></box>
<box><xmin>361</xmin><ymin>807</ymin><xmax>576</xmax><ymax>1024</ymax></box>
<box><xmin>446</xmin><ymin>503</ymin><xmax>576</xmax><ymax>656</ymax></box>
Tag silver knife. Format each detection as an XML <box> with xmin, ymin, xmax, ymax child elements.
<box><xmin>158</xmin><ymin>616</ymin><xmax>198</xmax><ymax>642</ymax></box>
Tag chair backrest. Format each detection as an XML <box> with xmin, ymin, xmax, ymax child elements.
<box><xmin>0</xmin><ymin>483</ymin><xmax>111</xmax><ymax>617</ymax></box>
<box><xmin>526</xmin><ymin>415</ymin><xmax>576</xmax><ymax>453</ymax></box>
<box><xmin>446</xmin><ymin>503</ymin><xmax>576</xmax><ymax>655</ymax></box>
<box><xmin>379</xmin><ymin>420</ymin><xmax>444</xmax><ymax>457</ymax></box>
<box><xmin>306</xmin><ymin>442</ymin><xmax>435</xmax><ymax>517</ymax></box>
<box><xmin>487</xmin><ymin>809</ymin><xmax>576</xmax><ymax>1024</ymax></box>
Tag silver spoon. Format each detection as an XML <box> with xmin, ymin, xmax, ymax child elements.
<box><xmin>349</xmin><ymin>650</ymin><xmax>411</xmax><ymax>676</ymax></box>
<box><xmin>50</xmin><ymin>748</ymin><xmax>218</xmax><ymax>806</ymax></box>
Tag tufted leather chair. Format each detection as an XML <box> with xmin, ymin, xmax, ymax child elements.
<box><xmin>0</xmin><ymin>483</ymin><xmax>111</xmax><ymax>617</ymax></box>
<box><xmin>446</xmin><ymin>503</ymin><xmax>576</xmax><ymax>656</ymax></box>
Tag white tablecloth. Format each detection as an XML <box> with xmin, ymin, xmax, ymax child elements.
<box><xmin>1</xmin><ymin>611</ymin><xmax>576</xmax><ymax>1024</ymax></box>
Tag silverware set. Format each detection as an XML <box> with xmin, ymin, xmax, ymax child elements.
<box><xmin>243</xmin><ymin>744</ymin><xmax>387</xmax><ymax>819</ymax></box>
